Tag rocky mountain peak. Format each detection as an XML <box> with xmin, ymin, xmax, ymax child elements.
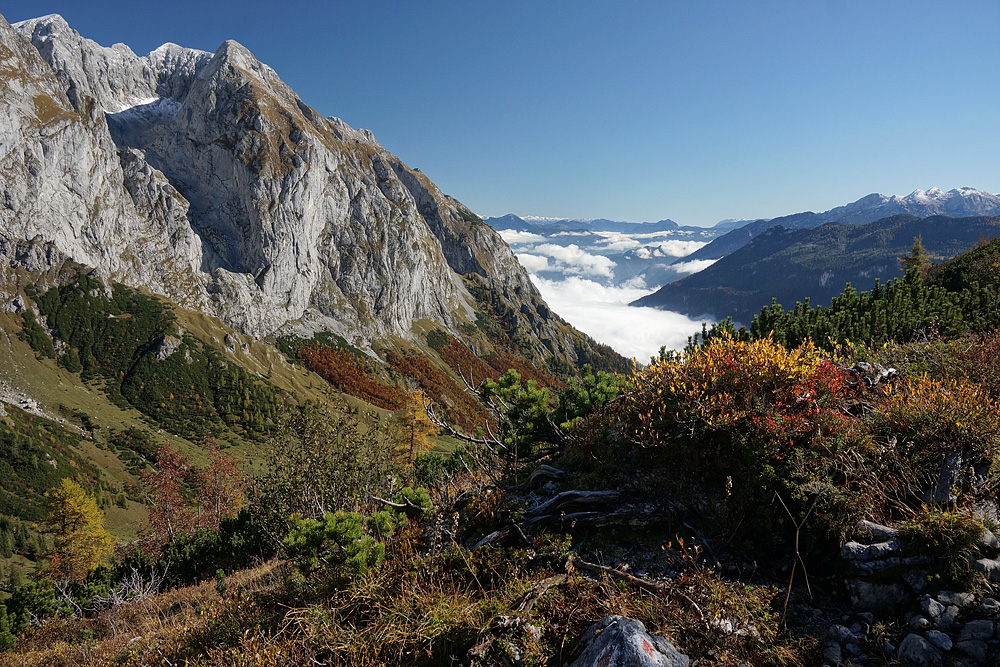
<box><xmin>214</xmin><ymin>39</ymin><xmax>264</xmax><ymax>71</ymax></box>
<box><xmin>0</xmin><ymin>12</ymin><xmax>598</xmax><ymax>367</ymax></box>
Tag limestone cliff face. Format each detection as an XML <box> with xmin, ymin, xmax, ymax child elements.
<box><xmin>0</xmin><ymin>15</ymin><xmax>211</xmax><ymax>308</ymax></box>
<box><xmin>2</xmin><ymin>13</ymin><xmax>589</xmax><ymax>365</ymax></box>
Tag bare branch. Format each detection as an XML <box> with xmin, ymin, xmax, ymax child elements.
<box><xmin>569</xmin><ymin>553</ymin><xmax>665</xmax><ymax>596</ymax></box>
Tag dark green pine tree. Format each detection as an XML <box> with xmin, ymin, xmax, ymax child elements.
<box><xmin>899</xmin><ymin>235</ymin><xmax>931</xmax><ymax>277</ymax></box>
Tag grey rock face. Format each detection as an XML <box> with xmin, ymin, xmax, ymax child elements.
<box><xmin>2</xmin><ymin>13</ymin><xmax>584</xmax><ymax>363</ymax></box>
<box><xmin>971</xmin><ymin>557</ymin><xmax>1000</xmax><ymax>582</ymax></box>
<box><xmin>571</xmin><ymin>615</ymin><xmax>689</xmax><ymax>667</ymax></box>
<box><xmin>937</xmin><ymin>592</ymin><xmax>976</xmax><ymax>609</ymax></box>
<box><xmin>856</xmin><ymin>519</ymin><xmax>898</xmax><ymax>540</ymax></box>
<box><xmin>14</xmin><ymin>14</ymin><xmax>210</xmax><ymax>113</ymax></box>
<box><xmin>920</xmin><ymin>596</ymin><xmax>945</xmax><ymax>620</ymax></box>
<box><xmin>841</xmin><ymin>539</ymin><xmax>900</xmax><ymax>562</ymax></box>
<box><xmin>0</xmin><ymin>14</ymin><xmax>222</xmax><ymax>316</ymax></box>
<box><xmin>845</xmin><ymin>579</ymin><xmax>911</xmax><ymax>611</ymax></box>
<box><xmin>897</xmin><ymin>633</ymin><xmax>943</xmax><ymax>666</ymax></box>
<box><xmin>924</xmin><ymin>630</ymin><xmax>952</xmax><ymax>652</ymax></box>
<box><xmin>958</xmin><ymin>620</ymin><xmax>995</xmax><ymax>642</ymax></box>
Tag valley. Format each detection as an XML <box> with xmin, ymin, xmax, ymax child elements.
<box><xmin>0</xmin><ymin>9</ymin><xmax>999</xmax><ymax>667</ymax></box>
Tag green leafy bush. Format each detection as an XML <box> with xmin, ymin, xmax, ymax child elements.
<box><xmin>251</xmin><ymin>400</ymin><xmax>398</xmax><ymax>548</ymax></box>
<box><xmin>283</xmin><ymin>510</ymin><xmax>391</xmax><ymax>580</ymax></box>
<box><xmin>0</xmin><ymin>602</ymin><xmax>16</xmax><ymax>651</ymax></box>
<box><xmin>412</xmin><ymin>452</ymin><xmax>464</xmax><ymax>488</ymax></box>
<box><xmin>394</xmin><ymin>486</ymin><xmax>433</xmax><ymax>518</ymax></box>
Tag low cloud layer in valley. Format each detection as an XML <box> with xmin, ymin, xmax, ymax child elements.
<box><xmin>529</xmin><ymin>275</ymin><xmax>713</xmax><ymax>362</ymax></box>
<box><xmin>494</xmin><ymin>220</ymin><xmax>723</xmax><ymax>360</ymax></box>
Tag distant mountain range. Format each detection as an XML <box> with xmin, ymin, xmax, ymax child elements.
<box><xmin>483</xmin><ymin>214</ymin><xmax>726</xmax><ymax>290</ymax></box>
<box><xmin>484</xmin><ymin>188</ymin><xmax>1000</xmax><ymax>314</ymax></box>
<box><xmin>632</xmin><ymin>213</ymin><xmax>1000</xmax><ymax>323</ymax></box>
<box><xmin>684</xmin><ymin>187</ymin><xmax>1000</xmax><ymax>263</ymax></box>
<box><xmin>485</xmin><ymin>215</ymin><xmax>688</xmax><ymax>235</ymax></box>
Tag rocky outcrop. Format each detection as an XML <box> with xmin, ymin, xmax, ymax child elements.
<box><xmin>825</xmin><ymin>518</ymin><xmax>1000</xmax><ymax>666</ymax></box>
<box><xmin>570</xmin><ymin>615</ymin><xmax>689</xmax><ymax>667</ymax></box>
<box><xmin>1</xmin><ymin>13</ymin><xmax>590</xmax><ymax>364</ymax></box>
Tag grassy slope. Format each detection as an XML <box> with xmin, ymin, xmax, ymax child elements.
<box><xmin>0</xmin><ymin>292</ymin><xmax>341</xmax><ymax>541</ymax></box>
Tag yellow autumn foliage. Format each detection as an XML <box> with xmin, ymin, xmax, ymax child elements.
<box><xmin>43</xmin><ymin>478</ymin><xmax>114</xmax><ymax>582</ymax></box>
<box><xmin>872</xmin><ymin>375</ymin><xmax>1000</xmax><ymax>458</ymax></box>
<box><xmin>631</xmin><ymin>333</ymin><xmax>825</xmax><ymax>443</ymax></box>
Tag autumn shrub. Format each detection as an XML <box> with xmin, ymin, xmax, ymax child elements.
<box><xmin>584</xmin><ymin>333</ymin><xmax>888</xmax><ymax>556</ymax></box>
<box><xmin>141</xmin><ymin>441</ymin><xmax>246</xmax><ymax>551</ymax></box>
<box><xmin>433</xmin><ymin>334</ymin><xmax>497</xmax><ymax>385</ymax></box>
<box><xmin>388</xmin><ymin>349</ymin><xmax>491</xmax><ymax>431</ymax></box>
<box><xmin>43</xmin><ymin>478</ymin><xmax>114</xmax><ymax>583</ymax></box>
<box><xmin>628</xmin><ymin>334</ymin><xmax>857</xmax><ymax>476</ymax></box>
<box><xmin>866</xmin><ymin>376</ymin><xmax>1000</xmax><ymax>476</ymax></box>
<box><xmin>899</xmin><ymin>509</ymin><xmax>983</xmax><ymax>588</ymax></box>
<box><xmin>863</xmin><ymin>330</ymin><xmax>1000</xmax><ymax>399</ymax></box>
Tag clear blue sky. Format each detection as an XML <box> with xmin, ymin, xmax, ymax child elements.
<box><xmin>5</xmin><ymin>1</ymin><xmax>999</xmax><ymax>225</ymax></box>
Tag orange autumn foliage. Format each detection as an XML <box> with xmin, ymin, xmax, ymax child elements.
<box><xmin>298</xmin><ymin>343</ymin><xmax>405</xmax><ymax>409</ymax></box>
<box><xmin>387</xmin><ymin>350</ymin><xmax>491</xmax><ymax>432</ymax></box>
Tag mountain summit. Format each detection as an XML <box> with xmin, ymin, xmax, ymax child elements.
<box><xmin>1</xmin><ymin>14</ymin><xmax>599</xmax><ymax>365</ymax></box>
<box><xmin>682</xmin><ymin>186</ymin><xmax>1000</xmax><ymax>264</ymax></box>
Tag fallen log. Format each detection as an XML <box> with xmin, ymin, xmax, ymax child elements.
<box><xmin>527</xmin><ymin>489</ymin><xmax>620</xmax><ymax>516</ymax></box>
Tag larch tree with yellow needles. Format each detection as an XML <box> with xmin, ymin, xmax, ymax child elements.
<box><xmin>397</xmin><ymin>389</ymin><xmax>436</xmax><ymax>463</ymax></box>
<box><xmin>43</xmin><ymin>478</ymin><xmax>114</xmax><ymax>582</ymax></box>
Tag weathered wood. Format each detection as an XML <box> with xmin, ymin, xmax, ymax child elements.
<box><xmin>525</xmin><ymin>507</ymin><xmax>672</xmax><ymax>531</ymax></box>
<box><xmin>474</xmin><ymin>506</ymin><xmax>672</xmax><ymax>550</ymax></box>
<box><xmin>519</xmin><ymin>464</ymin><xmax>567</xmax><ymax>489</ymax></box>
<box><xmin>527</xmin><ymin>489</ymin><xmax>620</xmax><ymax>517</ymax></box>
<box><xmin>472</xmin><ymin>526</ymin><xmax>513</xmax><ymax>550</ymax></box>
<box><xmin>515</xmin><ymin>573</ymin><xmax>568</xmax><ymax>613</ymax></box>
<box><xmin>569</xmin><ymin>553</ymin><xmax>665</xmax><ymax>596</ymax></box>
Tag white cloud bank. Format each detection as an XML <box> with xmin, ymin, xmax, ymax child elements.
<box><xmin>498</xmin><ymin>229</ymin><xmax>547</xmax><ymax>245</ymax></box>
<box><xmin>529</xmin><ymin>275</ymin><xmax>713</xmax><ymax>362</ymax></box>
<box><xmin>671</xmin><ymin>258</ymin><xmax>718</xmax><ymax>275</ymax></box>
<box><xmin>634</xmin><ymin>240</ymin><xmax>708</xmax><ymax>259</ymax></box>
<box><xmin>530</xmin><ymin>244</ymin><xmax>616</xmax><ymax>279</ymax></box>
<box><xmin>515</xmin><ymin>253</ymin><xmax>550</xmax><ymax>272</ymax></box>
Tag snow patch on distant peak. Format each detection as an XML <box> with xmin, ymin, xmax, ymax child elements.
<box><xmin>522</xmin><ymin>215</ymin><xmax>576</xmax><ymax>223</ymax></box>
<box><xmin>908</xmin><ymin>187</ymin><xmax>948</xmax><ymax>202</ymax></box>
<box><xmin>148</xmin><ymin>42</ymin><xmax>210</xmax><ymax>59</ymax></box>
<box><xmin>12</xmin><ymin>13</ymin><xmax>68</xmax><ymax>33</ymax></box>
<box><xmin>110</xmin><ymin>96</ymin><xmax>160</xmax><ymax>114</ymax></box>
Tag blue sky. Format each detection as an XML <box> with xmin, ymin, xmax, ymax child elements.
<box><xmin>6</xmin><ymin>1</ymin><xmax>999</xmax><ymax>226</ymax></box>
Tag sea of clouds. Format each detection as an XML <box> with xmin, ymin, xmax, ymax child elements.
<box><xmin>497</xmin><ymin>228</ymin><xmax>718</xmax><ymax>361</ymax></box>
<box><xmin>530</xmin><ymin>275</ymin><xmax>713</xmax><ymax>362</ymax></box>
